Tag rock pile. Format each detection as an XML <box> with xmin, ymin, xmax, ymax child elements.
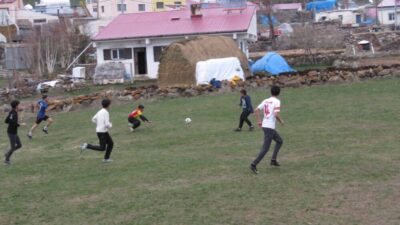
<box><xmin>2</xmin><ymin>64</ymin><xmax>400</xmax><ymax>115</ymax></box>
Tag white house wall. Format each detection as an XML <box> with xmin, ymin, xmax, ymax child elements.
<box><xmin>315</xmin><ymin>10</ymin><xmax>362</xmax><ymax>25</ymax></box>
<box><xmin>378</xmin><ymin>8</ymin><xmax>400</xmax><ymax>25</ymax></box>
<box><xmin>95</xmin><ymin>33</ymin><xmax>255</xmax><ymax>79</ymax></box>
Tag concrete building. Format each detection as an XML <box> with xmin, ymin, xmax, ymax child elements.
<box><xmin>315</xmin><ymin>8</ymin><xmax>364</xmax><ymax>26</ymax></box>
<box><xmin>92</xmin><ymin>4</ymin><xmax>257</xmax><ymax>79</ymax></box>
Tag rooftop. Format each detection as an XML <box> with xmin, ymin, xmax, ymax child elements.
<box><xmin>94</xmin><ymin>4</ymin><xmax>257</xmax><ymax>41</ymax></box>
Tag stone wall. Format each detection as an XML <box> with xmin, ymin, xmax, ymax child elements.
<box><xmin>2</xmin><ymin>64</ymin><xmax>399</xmax><ymax>116</ymax></box>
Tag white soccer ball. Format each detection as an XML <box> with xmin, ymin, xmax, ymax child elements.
<box><xmin>185</xmin><ymin>118</ymin><xmax>192</xmax><ymax>124</ymax></box>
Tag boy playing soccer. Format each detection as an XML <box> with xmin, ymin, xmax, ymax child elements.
<box><xmin>128</xmin><ymin>105</ymin><xmax>151</xmax><ymax>132</ymax></box>
<box><xmin>250</xmin><ymin>86</ymin><xmax>285</xmax><ymax>174</ymax></box>
<box><xmin>81</xmin><ymin>99</ymin><xmax>114</xmax><ymax>163</ymax></box>
<box><xmin>234</xmin><ymin>89</ymin><xmax>254</xmax><ymax>131</ymax></box>
<box><xmin>4</xmin><ymin>100</ymin><xmax>25</xmax><ymax>165</ymax></box>
<box><xmin>28</xmin><ymin>95</ymin><xmax>53</xmax><ymax>139</ymax></box>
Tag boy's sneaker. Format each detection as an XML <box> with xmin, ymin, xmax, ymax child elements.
<box><xmin>129</xmin><ymin>127</ymin><xmax>134</xmax><ymax>132</ymax></box>
<box><xmin>4</xmin><ymin>160</ymin><xmax>11</xmax><ymax>165</ymax></box>
<box><xmin>27</xmin><ymin>133</ymin><xmax>32</xmax><ymax>140</ymax></box>
<box><xmin>102</xmin><ymin>159</ymin><xmax>113</xmax><ymax>163</ymax></box>
<box><xmin>80</xmin><ymin>143</ymin><xmax>88</xmax><ymax>153</ymax></box>
<box><xmin>270</xmin><ymin>160</ymin><xmax>280</xmax><ymax>167</ymax></box>
<box><xmin>42</xmin><ymin>128</ymin><xmax>48</xmax><ymax>134</ymax></box>
<box><xmin>249</xmin><ymin>126</ymin><xmax>255</xmax><ymax>131</ymax></box>
<box><xmin>250</xmin><ymin>164</ymin><xmax>258</xmax><ymax>174</ymax></box>
<box><xmin>234</xmin><ymin>128</ymin><xmax>242</xmax><ymax>132</ymax></box>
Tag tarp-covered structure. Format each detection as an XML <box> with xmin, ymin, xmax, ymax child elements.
<box><xmin>306</xmin><ymin>0</ymin><xmax>337</xmax><ymax>12</ymax></box>
<box><xmin>196</xmin><ymin>57</ymin><xmax>245</xmax><ymax>85</ymax></box>
<box><xmin>158</xmin><ymin>36</ymin><xmax>250</xmax><ymax>88</ymax></box>
<box><xmin>251</xmin><ymin>52</ymin><xmax>295</xmax><ymax>75</ymax></box>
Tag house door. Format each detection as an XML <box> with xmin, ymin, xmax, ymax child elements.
<box><xmin>356</xmin><ymin>15</ymin><xmax>362</xmax><ymax>24</ymax></box>
<box><xmin>134</xmin><ymin>47</ymin><xmax>147</xmax><ymax>75</ymax></box>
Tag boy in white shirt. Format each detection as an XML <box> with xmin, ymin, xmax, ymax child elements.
<box><xmin>81</xmin><ymin>99</ymin><xmax>114</xmax><ymax>163</ymax></box>
<box><xmin>250</xmin><ymin>86</ymin><xmax>285</xmax><ymax>174</ymax></box>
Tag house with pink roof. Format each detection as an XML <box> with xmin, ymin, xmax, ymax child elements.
<box><xmin>367</xmin><ymin>0</ymin><xmax>400</xmax><ymax>25</ymax></box>
<box><xmin>376</xmin><ymin>0</ymin><xmax>400</xmax><ymax>25</ymax></box>
<box><xmin>92</xmin><ymin>4</ymin><xmax>257</xmax><ymax>79</ymax></box>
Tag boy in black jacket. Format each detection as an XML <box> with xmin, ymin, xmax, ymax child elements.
<box><xmin>234</xmin><ymin>89</ymin><xmax>255</xmax><ymax>131</ymax></box>
<box><xmin>4</xmin><ymin>100</ymin><xmax>25</xmax><ymax>165</ymax></box>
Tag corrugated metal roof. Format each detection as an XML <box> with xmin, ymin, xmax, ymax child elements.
<box><xmin>94</xmin><ymin>5</ymin><xmax>256</xmax><ymax>41</ymax></box>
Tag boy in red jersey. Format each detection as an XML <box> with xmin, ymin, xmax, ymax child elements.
<box><xmin>128</xmin><ymin>105</ymin><xmax>151</xmax><ymax>132</ymax></box>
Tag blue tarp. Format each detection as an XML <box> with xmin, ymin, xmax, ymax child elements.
<box><xmin>306</xmin><ymin>0</ymin><xmax>336</xmax><ymax>12</ymax></box>
<box><xmin>251</xmin><ymin>52</ymin><xmax>295</xmax><ymax>75</ymax></box>
<box><xmin>260</xmin><ymin>15</ymin><xmax>279</xmax><ymax>26</ymax></box>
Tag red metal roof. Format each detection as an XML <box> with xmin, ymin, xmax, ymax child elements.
<box><xmin>94</xmin><ymin>5</ymin><xmax>257</xmax><ymax>41</ymax></box>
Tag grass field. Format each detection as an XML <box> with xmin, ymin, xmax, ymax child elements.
<box><xmin>1</xmin><ymin>78</ymin><xmax>399</xmax><ymax>225</ymax></box>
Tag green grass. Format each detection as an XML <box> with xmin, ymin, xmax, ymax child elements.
<box><xmin>1</xmin><ymin>78</ymin><xmax>400</xmax><ymax>225</ymax></box>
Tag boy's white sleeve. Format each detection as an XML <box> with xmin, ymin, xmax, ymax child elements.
<box><xmin>91</xmin><ymin>113</ymin><xmax>98</xmax><ymax>124</ymax></box>
<box><xmin>257</xmin><ymin>100</ymin><xmax>264</xmax><ymax>110</ymax></box>
<box><xmin>105</xmin><ymin>112</ymin><xmax>112</xmax><ymax>128</ymax></box>
<box><xmin>274</xmin><ymin>101</ymin><xmax>281</xmax><ymax>113</ymax></box>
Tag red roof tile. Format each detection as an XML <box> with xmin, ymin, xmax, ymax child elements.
<box><xmin>94</xmin><ymin>5</ymin><xmax>257</xmax><ymax>41</ymax></box>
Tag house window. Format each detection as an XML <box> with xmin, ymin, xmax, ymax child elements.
<box><xmin>93</xmin><ymin>6</ymin><xmax>98</xmax><ymax>12</ymax></box>
<box><xmin>156</xmin><ymin>2</ymin><xmax>164</xmax><ymax>9</ymax></box>
<box><xmin>174</xmin><ymin>1</ymin><xmax>181</xmax><ymax>5</ymax></box>
<box><xmin>338</xmin><ymin>15</ymin><xmax>343</xmax><ymax>21</ymax></box>
<box><xmin>153</xmin><ymin>46</ymin><xmax>166</xmax><ymax>62</ymax></box>
<box><xmin>138</xmin><ymin>4</ymin><xmax>146</xmax><ymax>11</ymax></box>
<box><xmin>33</xmin><ymin>19</ymin><xmax>46</xmax><ymax>23</ymax></box>
<box><xmin>117</xmin><ymin>4</ymin><xmax>127</xmax><ymax>12</ymax></box>
<box><xmin>101</xmin><ymin>6</ymin><xmax>105</xmax><ymax>13</ymax></box>
<box><xmin>388</xmin><ymin>12</ymin><xmax>395</xmax><ymax>21</ymax></box>
<box><xmin>103</xmin><ymin>48</ymin><xmax>132</xmax><ymax>61</ymax></box>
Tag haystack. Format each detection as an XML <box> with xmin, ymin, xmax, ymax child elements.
<box><xmin>158</xmin><ymin>36</ymin><xmax>250</xmax><ymax>88</ymax></box>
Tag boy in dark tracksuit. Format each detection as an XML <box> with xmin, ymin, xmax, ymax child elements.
<box><xmin>235</xmin><ymin>89</ymin><xmax>254</xmax><ymax>131</ymax></box>
<box><xmin>4</xmin><ymin>100</ymin><xmax>25</xmax><ymax>165</ymax></box>
<box><xmin>128</xmin><ymin>105</ymin><xmax>151</xmax><ymax>132</ymax></box>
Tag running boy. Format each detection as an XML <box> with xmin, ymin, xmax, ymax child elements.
<box><xmin>28</xmin><ymin>95</ymin><xmax>53</xmax><ymax>139</ymax></box>
<box><xmin>234</xmin><ymin>89</ymin><xmax>254</xmax><ymax>131</ymax></box>
<box><xmin>81</xmin><ymin>99</ymin><xmax>114</xmax><ymax>163</ymax></box>
<box><xmin>4</xmin><ymin>100</ymin><xmax>25</xmax><ymax>165</ymax></box>
<box><xmin>250</xmin><ymin>86</ymin><xmax>285</xmax><ymax>174</ymax></box>
<box><xmin>128</xmin><ymin>104</ymin><xmax>150</xmax><ymax>132</ymax></box>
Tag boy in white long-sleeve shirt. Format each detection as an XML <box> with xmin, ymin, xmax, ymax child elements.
<box><xmin>81</xmin><ymin>99</ymin><xmax>114</xmax><ymax>163</ymax></box>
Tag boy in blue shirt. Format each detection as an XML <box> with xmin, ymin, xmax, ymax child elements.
<box><xmin>28</xmin><ymin>95</ymin><xmax>53</xmax><ymax>139</ymax></box>
<box><xmin>234</xmin><ymin>89</ymin><xmax>254</xmax><ymax>131</ymax></box>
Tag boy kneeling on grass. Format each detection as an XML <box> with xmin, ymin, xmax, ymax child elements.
<box><xmin>128</xmin><ymin>105</ymin><xmax>151</xmax><ymax>132</ymax></box>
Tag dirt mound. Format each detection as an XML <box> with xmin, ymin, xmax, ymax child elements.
<box><xmin>158</xmin><ymin>36</ymin><xmax>250</xmax><ymax>88</ymax></box>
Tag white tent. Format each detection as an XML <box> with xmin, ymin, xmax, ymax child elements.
<box><xmin>195</xmin><ymin>57</ymin><xmax>245</xmax><ymax>85</ymax></box>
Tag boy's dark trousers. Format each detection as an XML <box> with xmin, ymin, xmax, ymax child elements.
<box><xmin>87</xmin><ymin>132</ymin><xmax>114</xmax><ymax>160</ymax></box>
<box><xmin>128</xmin><ymin>117</ymin><xmax>141</xmax><ymax>129</ymax></box>
<box><xmin>5</xmin><ymin>133</ymin><xmax>22</xmax><ymax>161</ymax></box>
<box><xmin>239</xmin><ymin>110</ymin><xmax>253</xmax><ymax>129</ymax></box>
<box><xmin>252</xmin><ymin>128</ymin><xmax>283</xmax><ymax>165</ymax></box>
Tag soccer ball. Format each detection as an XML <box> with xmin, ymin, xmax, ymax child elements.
<box><xmin>185</xmin><ymin>118</ymin><xmax>192</xmax><ymax>124</ymax></box>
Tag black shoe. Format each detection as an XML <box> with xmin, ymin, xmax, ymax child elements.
<box><xmin>270</xmin><ymin>160</ymin><xmax>280</xmax><ymax>167</ymax></box>
<box><xmin>234</xmin><ymin>128</ymin><xmax>242</xmax><ymax>132</ymax></box>
<box><xmin>249</xmin><ymin>126</ymin><xmax>254</xmax><ymax>131</ymax></box>
<box><xmin>27</xmin><ymin>134</ymin><xmax>32</xmax><ymax>140</ymax></box>
<box><xmin>250</xmin><ymin>164</ymin><xmax>258</xmax><ymax>174</ymax></box>
<box><xmin>42</xmin><ymin>128</ymin><xmax>48</xmax><ymax>134</ymax></box>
